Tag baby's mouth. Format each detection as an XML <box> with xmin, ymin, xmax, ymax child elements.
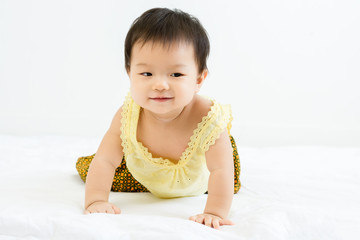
<box><xmin>150</xmin><ymin>97</ymin><xmax>173</xmax><ymax>102</ymax></box>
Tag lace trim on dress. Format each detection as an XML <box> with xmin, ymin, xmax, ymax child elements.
<box><xmin>121</xmin><ymin>93</ymin><xmax>232</xmax><ymax>168</ymax></box>
<box><xmin>135</xmin><ymin>101</ymin><xmax>218</xmax><ymax>168</ymax></box>
<box><xmin>120</xmin><ymin>93</ymin><xmax>133</xmax><ymax>156</ymax></box>
<box><xmin>201</xmin><ymin>104</ymin><xmax>233</xmax><ymax>152</ymax></box>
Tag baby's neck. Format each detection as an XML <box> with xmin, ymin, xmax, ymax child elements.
<box><xmin>141</xmin><ymin>107</ymin><xmax>186</xmax><ymax>125</ymax></box>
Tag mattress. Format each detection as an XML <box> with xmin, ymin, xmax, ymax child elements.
<box><xmin>0</xmin><ymin>135</ymin><xmax>359</xmax><ymax>239</ymax></box>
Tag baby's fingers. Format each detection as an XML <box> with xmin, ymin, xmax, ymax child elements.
<box><xmin>84</xmin><ymin>208</ymin><xmax>99</xmax><ymax>214</ymax></box>
<box><xmin>112</xmin><ymin>205</ymin><xmax>121</xmax><ymax>214</ymax></box>
<box><xmin>196</xmin><ymin>216</ymin><xmax>205</xmax><ymax>224</ymax></box>
<box><xmin>84</xmin><ymin>202</ymin><xmax>121</xmax><ymax>215</ymax></box>
<box><xmin>189</xmin><ymin>214</ymin><xmax>222</xmax><ymax>229</ymax></box>
<box><xmin>105</xmin><ymin>206</ymin><xmax>115</xmax><ymax>214</ymax></box>
<box><xmin>219</xmin><ymin>218</ymin><xmax>235</xmax><ymax>226</ymax></box>
<box><xmin>204</xmin><ymin>215</ymin><xmax>212</xmax><ymax>227</ymax></box>
<box><xmin>204</xmin><ymin>216</ymin><xmax>221</xmax><ymax>229</ymax></box>
<box><xmin>212</xmin><ymin>218</ymin><xmax>220</xmax><ymax>229</ymax></box>
<box><xmin>104</xmin><ymin>204</ymin><xmax>120</xmax><ymax>214</ymax></box>
<box><xmin>189</xmin><ymin>215</ymin><xmax>204</xmax><ymax>224</ymax></box>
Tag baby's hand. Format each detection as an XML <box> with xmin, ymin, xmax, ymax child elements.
<box><xmin>84</xmin><ymin>201</ymin><xmax>121</xmax><ymax>214</ymax></box>
<box><xmin>189</xmin><ymin>213</ymin><xmax>234</xmax><ymax>230</ymax></box>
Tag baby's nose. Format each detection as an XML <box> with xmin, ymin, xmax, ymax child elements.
<box><xmin>152</xmin><ymin>78</ymin><xmax>169</xmax><ymax>91</ymax></box>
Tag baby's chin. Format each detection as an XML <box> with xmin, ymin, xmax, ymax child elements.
<box><xmin>141</xmin><ymin>105</ymin><xmax>187</xmax><ymax>122</ymax></box>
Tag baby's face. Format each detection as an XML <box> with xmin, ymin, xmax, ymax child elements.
<box><xmin>128</xmin><ymin>40</ymin><xmax>206</xmax><ymax>120</ymax></box>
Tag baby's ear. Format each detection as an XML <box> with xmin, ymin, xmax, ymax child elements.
<box><xmin>196</xmin><ymin>69</ymin><xmax>208</xmax><ymax>87</ymax></box>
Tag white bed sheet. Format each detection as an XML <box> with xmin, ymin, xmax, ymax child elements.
<box><xmin>0</xmin><ymin>135</ymin><xmax>359</xmax><ymax>239</ymax></box>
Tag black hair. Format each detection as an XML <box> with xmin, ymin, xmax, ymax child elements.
<box><xmin>124</xmin><ymin>8</ymin><xmax>210</xmax><ymax>73</ymax></box>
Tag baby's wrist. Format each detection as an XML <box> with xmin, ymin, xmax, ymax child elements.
<box><xmin>85</xmin><ymin>200</ymin><xmax>107</xmax><ymax>209</ymax></box>
<box><xmin>203</xmin><ymin>211</ymin><xmax>225</xmax><ymax>219</ymax></box>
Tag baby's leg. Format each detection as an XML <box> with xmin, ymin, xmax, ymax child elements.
<box><xmin>76</xmin><ymin>154</ymin><xmax>149</xmax><ymax>192</ymax></box>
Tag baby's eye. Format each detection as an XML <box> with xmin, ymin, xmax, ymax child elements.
<box><xmin>141</xmin><ymin>72</ymin><xmax>152</xmax><ymax>77</ymax></box>
<box><xmin>170</xmin><ymin>73</ymin><xmax>183</xmax><ymax>77</ymax></box>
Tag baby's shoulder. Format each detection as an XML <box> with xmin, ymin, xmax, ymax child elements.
<box><xmin>108</xmin><ymin>105</ymin><xmax>123</xmax><ymax>136</ymax></box>
<box><xmin>192</xmin><ymin>95</ymin><xmax>214</xmax><ymax>118</ymax></box>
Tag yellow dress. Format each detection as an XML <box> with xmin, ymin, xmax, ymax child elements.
<box><xmin>120</xmin><ymin>94</ymin><xmax>233</xmax><ymax>198</ymax></box>
<box><xmin>76</xmin><ymin>95</ymin><xmax>241</xmax><ymax>197</ymax></box>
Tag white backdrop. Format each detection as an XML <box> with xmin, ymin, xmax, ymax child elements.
<box><xmin>0</xmin><ymin>0</ymin><xmax>359</xmax><ymax>147</ymax></box>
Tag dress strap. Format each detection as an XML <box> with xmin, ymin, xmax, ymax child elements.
<box><xmin>120</xmin><ymin>93</ymin><xmax>140</xmax><ymax>156</ymax></box>
<box><xmin>198</xmin><ymin>102</ymin><xmax>233</xmax><ymax>152</ymax></box>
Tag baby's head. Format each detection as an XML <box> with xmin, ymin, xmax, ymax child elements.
<box><xmin>124</xmin><ymin>8</ymin><xmax>210</xmax><ymax>74</ymax></box>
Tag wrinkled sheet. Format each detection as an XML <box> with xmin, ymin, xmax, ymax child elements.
<box><xmin>0</xmin><ymin>135</ymin><xmax>359</xmax><ymax>239</ymax></box>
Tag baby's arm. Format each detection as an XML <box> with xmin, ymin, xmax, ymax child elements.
<box><xmin>84</xmin><ymin>107</ymin><xmax>124</xmax><ymax>214</ymax></box>
<box><xmin>189</xmin><ymin>130</ymin><xmax>235</xmax><ymax>229</ymax></box>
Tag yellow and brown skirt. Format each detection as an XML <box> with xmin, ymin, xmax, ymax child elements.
<box><xmin>76</xmin><ymin>136</ymin><xmax>241</xmax><ymax>194</ymax></box>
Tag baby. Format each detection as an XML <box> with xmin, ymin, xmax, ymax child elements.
<box><xmin>76</xmin><ymin>7</ymin><xmax>240</xmax><ymax>230</ymax></box>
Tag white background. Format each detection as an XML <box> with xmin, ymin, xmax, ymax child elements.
<box><xmin>1</xmin><ymin>0</ymin><xmax>359</xmax><ymax>147</ymax></box>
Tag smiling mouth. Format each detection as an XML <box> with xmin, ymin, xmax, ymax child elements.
<box><xmin>150</xmin><ymin>97</ymin><xmax>173</xmax><ymax>102</ymax></box>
